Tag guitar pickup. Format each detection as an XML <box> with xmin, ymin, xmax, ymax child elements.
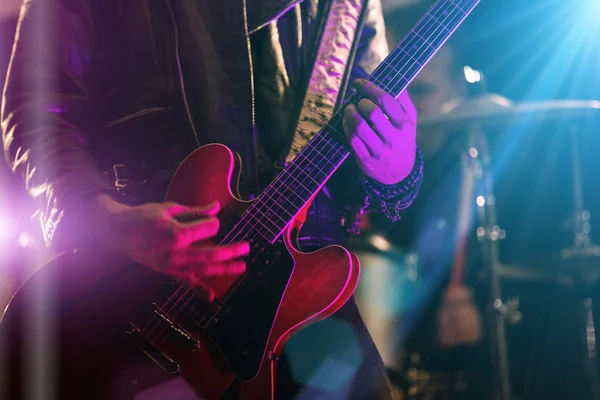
<box><xmin>187</xmin><ymin>298</ymin><xmax>224</xmax><ymax>329</ymax></box>
<box><xmin>125</xmin><ymin>323</ymin><xmax>181</xmax><ymax>376</ymax></box>
<box><xmin>151</xmin><ymin>303</ymin><xmax>201</xmax><ymax>350</ymax></box>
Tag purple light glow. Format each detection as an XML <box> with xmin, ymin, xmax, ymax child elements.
<box><xmin>18</xmin><ymin>232</ymin><xmax>30</xmax><ymax>248</ymax></box>
<box><xmin>0</xmin><ymin>215</ymin><xmax>11</xmax><ymax>242</ymax></box>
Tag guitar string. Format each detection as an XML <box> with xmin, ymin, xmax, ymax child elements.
<box><xmin>143</xmin><ymin>0</ymin><xmax>472</xmax><ymax>342</ymax></box>
<box><xmin>221</xmin><ymin>0</ymin><xmax>474</xmax><ymax>244</ymax></box>
<box><xmin>216</xmin><ymin>0</ymin><xmax>472</xmax><ymax>247</ymax></box>
<box><xmin>144</xmin><ymin>0</ymin><xmax>468</xmax><ymax>341</ymax></box>
<box><xmin>211</xmin><ymin>0</ymin><xmax>474</xmax><ymax>300</ymax></box>
<box><xmin>143</xmin><ymin>111</ymin><xmax>347</xmax><ymax>338</ymax></box>
<box><xmin>146</xmin><ymin>132</ymin><xmax>346</xmax><ymax>342</ymax></box>
<box><xmin>144</xmin><ymin>0</ymin><xmax>467</xmax><ymax>341</ymax></box>
<box><xmin>152</xmin><ymin>0</ymin><xmax>482</xmax><ymax>341</ymax></box>
<box><xmin>150</xmin><ymin>128</ymin><xmax>349</xmax><ymax>344</ymax></box>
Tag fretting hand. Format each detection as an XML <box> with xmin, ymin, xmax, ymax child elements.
<box><xmin>343</xmin><ymin>78</ymin><xmax>418</xmax><ymax>185</ymax></box>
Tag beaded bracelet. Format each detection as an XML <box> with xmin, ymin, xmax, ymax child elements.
<box><xmin>360</xmin><ymin>146</ymin><xmax>424</xmax><ymax>221</ymax></box>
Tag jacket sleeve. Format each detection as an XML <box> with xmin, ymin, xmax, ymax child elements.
<box><xmin>1</xmin><ymin>0</ymin><xmax>114</xmax><ymax>251</ymax></box>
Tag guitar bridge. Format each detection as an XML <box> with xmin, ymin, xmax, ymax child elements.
<box><xmin>125</xmin><ymin>324</ymin><xmax>181</xmax><ymax>376</ymax></box>
<box><xmin>150</xmin><ymin>303</ymin><xmax>201</xmax><ymax>350</ymax></box>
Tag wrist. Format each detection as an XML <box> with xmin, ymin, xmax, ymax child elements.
<box><xmin>89</xmin><ymin>193</ymin><xmax>131</xmax><ymax>215</ymax></box>
<box><xmin>359</xmin><ymin>147</ymin><xmax>424</xmax><ymax>221</ymax></box>
<box><xmin>373</xmin><ymin>152</ymin><xmax>417</xmax><ymax>186</ymax></box>
<box><xmin>87</xmin><ymin>193</ymin><xmax>131</xmax><ymax>249</ymax></box>
<box><xmin>361</xmin><ymin>146</ymin><xmax>424</xmax><ymax>201</ymax></box>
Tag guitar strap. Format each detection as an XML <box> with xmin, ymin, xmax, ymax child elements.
<box><xmin>280</xmin><ymin>0</ymin><xmax>368</xmax><ymax>165</ymax></box>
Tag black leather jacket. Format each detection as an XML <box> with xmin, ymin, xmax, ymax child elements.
<box><xmin>2</xmin><ymin>0</ymin><xmax>389</xmax><ymax>251</ymax></box>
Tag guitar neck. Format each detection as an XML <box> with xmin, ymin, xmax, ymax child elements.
<box><xmin>234</xmin><ymin>0</ymin><xmax>481</xmax><ymax>244</ymax></box>
<box><xmin>371</xmin><ymin>0</ymin><xmax>480</xmax><ymax>99</ymax></box>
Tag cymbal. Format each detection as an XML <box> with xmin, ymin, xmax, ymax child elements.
<box><xmin>499</xmin><ymin>246</ymin><xmax>600</xmax><ymax>287</ymax></box>
<box><xmin>498</xmin><ymin>263</ymin><xmax>575</xmax><ymax>287</ymax></box>
<box><xmin>419</xmin><ymin>94</ymin><xmax>600</xmax><ymax>131</ymax></box>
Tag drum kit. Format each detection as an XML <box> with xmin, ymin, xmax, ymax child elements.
<box><xmin>352</xmin><ymin>93</ymin><xmax>600</xmax><ymax>399</ymax></box>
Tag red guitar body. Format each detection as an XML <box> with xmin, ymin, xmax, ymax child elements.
<box><xmin>0</xmin><ymin>144</ymin><xmax>360</xmax><ymax>400</ymax></box>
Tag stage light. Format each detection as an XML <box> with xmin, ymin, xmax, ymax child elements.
<box><xmin>463</xmin><ymin>66</ymin><xmax>482</xmax><ymax>83</ymax></box>
<box><xmin>18</xmin><ymin>232</ymin><xmax>30</xmax><ymax>248</ymax></box>
<box><xmin>476</xmin><ymin>196</ymin><xmax>485</xmax><ymax>207</ymax></box>
<box><xmin>369</xmin><ymin>234</ymin><xmax>392</xmax><ymax>251</ymax></box>
<box><xmin>0</xmin><ymin>215</ymin><xmax>11</xmax><ymax>242</ymax></box>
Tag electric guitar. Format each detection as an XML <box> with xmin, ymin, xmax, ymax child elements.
<box><xmin>0</xmin><ymin>1</ymin><xmax>480</xmax><ymax>398</ymax></box>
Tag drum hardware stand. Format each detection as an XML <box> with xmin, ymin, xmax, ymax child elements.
<box><xmin>494</xmin><ymin>296</ymin><xmax>522</xmax><ymax>325</ymax></box>
<box><xmin>560</xmin><ymin>124</ymin><xmax>600</xmax><ymax>261</ymax></box>
<box><xmin>560</xmin><ymin>124</ymin><xmax>600</xmax><ymax>400</ymax></box>
<box><xmin>467</xmin><ymin>126</ymin><xmax>512</xmax><ymax>400</ymax></box>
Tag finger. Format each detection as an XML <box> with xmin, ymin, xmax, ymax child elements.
<box><xmin>178</xmin><ymin>260</ymin><xmax>247</xmax><ymax>276</ymax></box>
<box><xmin>343</xmin><ymin>118</ymin><xmax>371</xmax><ymax>166</ymax></box>
<box><xmin>193</xmin><ymin>201</ymin><xmax>220</xmax><ymax>217</ymax></box>
<box><xmin>177</xmin><ymin>242</ymin><xmax>250</xmax><ymax>265</ymax></box>
<box><xmin>397</xmin><ymin>89</ymin><xmax>417</xmax><ymax>121</ymax></box>
<box><xmin>166</xmin><ymin>201</ymin><xmax>220</xmax><ymax>219</ymax></box>
<box><xmin>174</xmin><ymin>217</ymin><xmax>220</xmax><ymax>248</ymax></box>
<box><xmin>199</xmin><ymin>260</ymin><xmax>247</xmax><ymax>276</ymax></box>
<box><xmin>164</xmin><ymin>202</ymin><xmax>195</xmax><ymax>216</ymax></box>
<box><xmin>195</xmin><ymin>280</ymin><xmax>216</xmax><ymax>302</ymax></box>
<box><xmin>356</xmin><ymin>98</ymin><xmax>395</xmax><ymax>145</ymax></box>
<box><xmin>343</xmin><ymin>104</ymin><xmax>384</xmax><ymax>158</ymax></box>
<box><xmin>170</xmin><ymin>271</ymin><xmax>215</xmax><ymax>302</ymax></box>
<box><xmin>352</xmin><ymin>78</ymin><xmax>407</xmax><ymax>128</ymax></box>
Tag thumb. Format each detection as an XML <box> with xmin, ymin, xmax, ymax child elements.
<box><xmin>192</xmin><ymin>201</ymin><xmax>220</xmax><ymax>217</ymax></box>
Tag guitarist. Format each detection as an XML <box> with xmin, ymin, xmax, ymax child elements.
<box><xmin>2</xmin><ymin>0</ymin><xmax>422</xmax><ymax>398</ymax></box>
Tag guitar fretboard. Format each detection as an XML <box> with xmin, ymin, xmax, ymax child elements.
<box><xmin>227</xmin><ymin>0</ymin><xmax>481</xmax><ymax>244</ymax></box>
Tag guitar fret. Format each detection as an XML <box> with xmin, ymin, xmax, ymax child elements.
<box><xmin>264</xmin><ymin>180</ymin><xmax>306</xmax><ymax>209</ymax></box>
<box><xmin>281</xmin><ymin>170</ymin><xmax>318</xmax><ymax>198</ymax></box>
<box><xmin>310</xmin><ymin>147</ymin><xmax>337</xmax><ymax>169</ymax></box>
<box><xmin>222</xmin><ymin>0</ymin><xmax>481</xmax><ymax>246</ymax></box>
<box><xmin>242</xmin><ymin>184</ymin><xmax>304</xmax><ymax>239</ymax></box>
<box><xmin>399</xmin><ymin>49</ymin><xmax>423</xmax><ymax>67</ymax></box>
<box><xmin>264</xmin><ymin>183</ymin><xmax>307</xmax><ymax>213</ymax></box>
<box><xmin>324</xmin><ymin>121</ymin><xmax>345</xmax><ymax>139</ymax></box>
<box><xmin>243</xmin><ymin>213</ymin><xmax>277</xmax><ymax>239</ymax></box>
<box><xmin>273</xmin><ymin>180</ymin><xmax>312</xmax><ymax>209</ymax></box>
<box><xmin>373</xmin><ymin>0</ymin><xmax>479</xmax><ymax>100</ymax></box>
<box><xmin>259</xmin><ymin>185</ymin><xmax>297</xmax><ymax>216</ymax></box>
<box><xmin>288</xmin><ymin>162</ymin><xmax>319</xmax><ymax>186</ymax></box>
<box><xmin>428</xmin><ymin>11</ymin><xmax>452</xmax><ymax>31</ymax></box>
<box><xmin>411</xmin><ymin>30</ymin><xmax>436</xmax><ymax>51</ymax></box>
<box><xmin>378</xmin><ymin>61</ymin><xmax>404</xmax><ymax>80</ymax></box>
<box><xmin>448</xmin><ymin>0</ymin><xmax>468</xmax><ymax>13</ymax></box>
<box><xmin>253</xmin><ymin>197</ymin><xmax>289</xmax><ymax>226</ymax></box>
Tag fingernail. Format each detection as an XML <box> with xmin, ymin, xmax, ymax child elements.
<box><xmin>352</xmin><ymin>78</ymin><xmax>364</xmax><ymax>88</ymax></box>
<box><xmin>196</xmin><ymin>201</ymin><xmax>219</xmax><ymax>215</ymax></box>
<box><xmin>241</xmin><ymin>241</ymin><xmax>250</xmax><ymax>253</ymax></box>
